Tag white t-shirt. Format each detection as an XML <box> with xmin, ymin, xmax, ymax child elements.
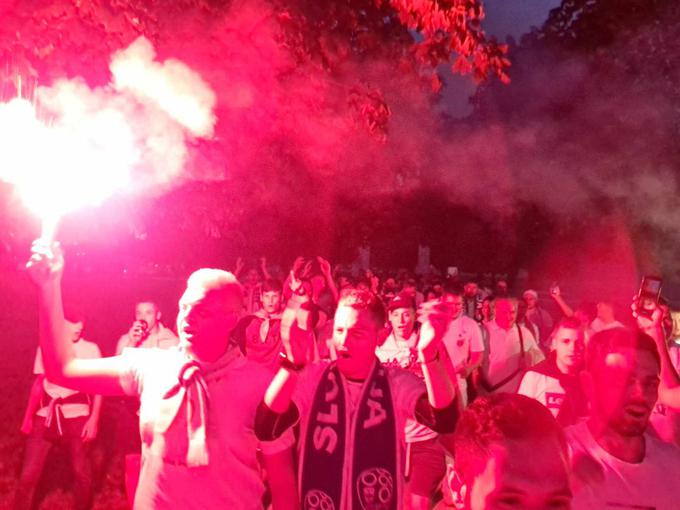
<box><xmin>442</xmin><ymin>315</ymin><xmax>484</xmax><ymax>404</ymax></box>
<box><xmin>376</xmin><ymin>332</ymin><xmax>437</xmax><ymax>443</ymax></box>
<box><xmin>34</xmin><ymin>340</ymin><xmax>102</xmax><ymax>419</ymax></box>
<box><xmin>567</xmin><ymin>420</ymin><xmax>680</xmax><ymax>510</ymax></box>
<box><xmin>376</xmin><ymin>331</ymin><xmax>417</xmax><ymax>368</ymax></box>
<box><xmin>589</xmin><ymin>318</ymin><xmax>625</xmax><ymax>333</ymax></box>
<box><xmin>650</xmin><ymin>341</ymin><xmax>680</xmax><ymax>446</ymax></box>
<box><xmin>483</xmin><ymin>321</ymin><xmax>543</xmax><ymax>394</ymax></box>
<box><xmin>517</xmin><ymin>369</ymin><xmax>565</xmax><ymax>419</ymax></box>
<box><xmin>119</xmin><ymin>347</ymin><xmax>292</xmax><ymax>509</ymax></box>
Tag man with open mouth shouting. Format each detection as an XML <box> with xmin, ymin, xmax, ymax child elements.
<box><xmin>255</xmin><ymin>287</ymin><xmax>459</xmax><ymax>510</ymax></box>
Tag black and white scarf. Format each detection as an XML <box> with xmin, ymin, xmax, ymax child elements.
<box><xmin>300</xmin><ymin>361</ymin><xmax>399</xmax><ymax>510</ymax></box>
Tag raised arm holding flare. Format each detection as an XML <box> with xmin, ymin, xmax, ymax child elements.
<box><xmin>27</xmin><ymin>240</ymin><xmax>296</xmax><ymax>510</ymax></box>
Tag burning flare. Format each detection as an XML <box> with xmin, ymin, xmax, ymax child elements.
<box><xmin>0</xmin><ymin>37</ymin><xmax>217</xmax><ymax>241</ymax></box>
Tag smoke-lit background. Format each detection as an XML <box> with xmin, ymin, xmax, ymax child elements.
<box><xmin>0</xmin><ymin>1</ymin><xmax>678</xmax><ymax>506</ymax></box>
<box><xmin>1</xmin><ymin>0</ymin><xmax>676</xmax><ymax>301</ymax></box>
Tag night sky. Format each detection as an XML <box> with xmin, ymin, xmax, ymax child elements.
<box><xmin>440</xmin><ymin>0</ymin><xmax>562</xmax><ymax>117</ymax></box>
<box><xmin>484</xmin><ymin>0</ymin><xmax>562</xmax><ymax>39</ymax></box>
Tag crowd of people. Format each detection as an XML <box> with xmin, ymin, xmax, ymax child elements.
<box><xmin>15</xmin><ymin>244</ymin><xmax>680</xmax><ymax>509</ymax></box>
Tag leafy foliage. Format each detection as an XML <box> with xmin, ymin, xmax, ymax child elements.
<box><xmin>0</xmin><ymin>0</ymin><xmax>508</xmax><ymax>135</ymax></box>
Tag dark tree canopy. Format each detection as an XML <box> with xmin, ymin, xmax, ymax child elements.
<box><xmin>0</xmin><ymin>0</ymin><xmax>511</xmax><ymax>261</ymax></box>
<box><xmin>470</xmin><ymin>0</ymin><xmax>680</xmax><ymax>275</ymax></box>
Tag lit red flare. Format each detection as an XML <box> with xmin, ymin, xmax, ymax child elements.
<box><xmin>0</xmin><ymin>37</ymin><xmax>217</xmax><ymax>241</ymax></box>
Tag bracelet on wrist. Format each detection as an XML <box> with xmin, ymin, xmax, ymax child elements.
<box><xmin>279</xmin><ymin>352</ymin><xmax>306</xmax><ymax>372</ymax></box>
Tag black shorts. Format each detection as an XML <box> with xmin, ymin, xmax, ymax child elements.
<box><xmin>405</xmin><ymin>437</ymin><xmax>447</xmax><ymax>497</ymax></box>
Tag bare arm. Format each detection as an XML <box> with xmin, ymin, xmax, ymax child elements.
<box><xmin>317</xmin><ymin>256</ymin><xmax>338</xmax><ymax>303</ymax></box>
<box><xmin>81</xmin><ymin>394</ymin><xmax>103</xmax><ymax>441</ymax></box>
<box><xmin>419</xmin><ymin>354</ymin><xmax>456</xmax><ymax>408</ymax></box>
<box><xmin>234</xmin><ymin>256</ymin><xmax>245</xmax><ymax>278</ymax></box>
<box><xmin>641</xmin><ymin>319</ymin><xmax>680</xmax><ymax>408</ymax></box>
<box><xmin>262</xmin><ymin>447</ymin><xmax>299</xmax><ymax>510</ymax></box>
<box><xmin>20</xmin><ymin>375</ymin><xmax>45</xmax><ymax>433</ymax></box>
<box><xmin>264</xmin><ymin>368</ymin><xmax>300</xmax><ymax>414</ymax></box>
<box><xmin>655</xmin><ymin>337</ymin><xmax>680</xmax><ymax>408</ymax></box>
<box><xmin>550</xmin><ymin>286</ymin><xmax>574</xmax><ymax>317</ymax></box>
<box><xmin>28</xmin><ymin>242</ymin><xmax>127</xmax><ymax>396</ymax></box>
<box><xmin>260</xmin><ymin>257</ymin><xmax>272</xmax><ymax>281</ymax></box>
<box><xmin>264</xmin><ymin>296</ymin><xmax>312</xmax><ymax>413</ymax></box>
<box><xmin>633</xmin><ymin>299</ymin><xmax>680</xmax><ymax>409</ymax></box>
<box><xmin>417</xmin><ymin>302</ymin><xmax>457</xmax><ymax>409</ymax></box>
<box><xmin>464</xmin><ymin>350</ymin><xmax>483</xmax><ymax>375</ymax></box>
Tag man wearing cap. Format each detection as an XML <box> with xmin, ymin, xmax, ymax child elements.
<box><xmin>523</xmin><ymin>289</ymin><xmax>554</xmax><ymax>351</ymax></box>
<box><xmin>26</xmin><ymin>242</ymin><xmax>296</xmax><ymax>509</ymax></box>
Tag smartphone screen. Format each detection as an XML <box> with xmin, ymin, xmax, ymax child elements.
<box><xmin>641</xmin><ymin>277</ymin><xmax>662</xmax><ymax>296</ymax></box>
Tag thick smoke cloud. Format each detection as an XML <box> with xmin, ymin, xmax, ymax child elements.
<box><xmin>2</xmin><ymin>0</ymin><xmax>677</xmax><ymax>290</ymax></box>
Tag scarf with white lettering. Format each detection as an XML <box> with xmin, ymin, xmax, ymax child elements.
<box><xmin>300</xmin><ymin>361</ymin><xmax>399</xmax><ymax>510</ymax></box>
<box><xmin>152</xmin><ymin>347</ymin><xmax>241</xmax><ymax>466</ymax></box>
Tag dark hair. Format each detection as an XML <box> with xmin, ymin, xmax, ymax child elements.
<box><xmin>337</xmin><ymin>288</ymin><xmax>386</xmax><ymax>327</ymax></box>
<box><xmin>443</xmin><ymin>282</ymin><xmax>464</xmax><ymax>297</ymax></box>
<box><xmin>454</xmin><ymin>393</ymin><xmax>568</xmax><ymax>481</ymax></box>
<box><xmin>403</xmin><ymin>278</ymin><xmax>417</xmax><ymax>288</ymax></box>
<box><xmin>63</xmin><ymin>302</ymin><xmax>86</xmax><ymax>324</ymax></box>
<box><xmin>576</xmin><ymin>301</ymin><xmax>597</xmax><ymax>321</ymax></box>
<box><xmin>586</xmin><ymin>327</ymin><xmax>660</xmax><ymax>374</ymax></box>
<box><xmin>262</xmin><ymin>278</ymin><xmax>283</xmax><ymax>293</ymax></box>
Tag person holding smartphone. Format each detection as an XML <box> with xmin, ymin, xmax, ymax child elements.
<box><xmin>115</xmin><ymin>301</ymin><xmax>179</xmax><ymax>506</ymax></box>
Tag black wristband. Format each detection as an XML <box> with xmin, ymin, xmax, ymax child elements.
<box><xmin>279</xmin><ymin>352</ymin><xmax>306</xmax><ymax>372</ymax></box>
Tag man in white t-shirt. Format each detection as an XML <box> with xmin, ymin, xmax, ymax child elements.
<box><xmin>16</xmin><ymin>309</ymin><xmax>102</xmax><ymax>510</ymax></box>
<box><xmin>375</xmin><ymin>293</ymin><xmax>446</xmax><ymax>510</ymax></box>
<box><xmin>115</xmin><ymin>300</ymin><xmax>179</xmax><ymax>506</ymax></box>
<box><xmin>589</xmin><ymin>300</ymin><xmax>625</xmax><ymax>333</ymax></box>
<box><xmin>479</xmin><ymin>297</ymin><xmax>544</xmax><ymax>394</ymax></box>
<box><xmin>116</xmin><ymin>300</ymin><xmax>179</xmax><ymax>354</ymax></box>
<box><xmin>441</xmin><ymin>285</ymin><xmax>484</xmax><ymax>407</ymax></box>
<box><xmin>27</xmin><ymin>243</ymin><xmax>296</xmax><ymax>509</ymax></box>
<box><xmin>523</xmin><ymin>289</ymin><xmax>554</xmax><ymax>350</ymax></box>
<box><xmin>567</xmin><ymin>327</ymin><xmax>680</xmax><ymax>509</ymax></box>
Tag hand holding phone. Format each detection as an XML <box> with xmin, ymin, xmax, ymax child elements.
<box><xmin>638</xmin><ymin>276</ymin><xmax>662</xmax><ymax>317</ymax></box>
